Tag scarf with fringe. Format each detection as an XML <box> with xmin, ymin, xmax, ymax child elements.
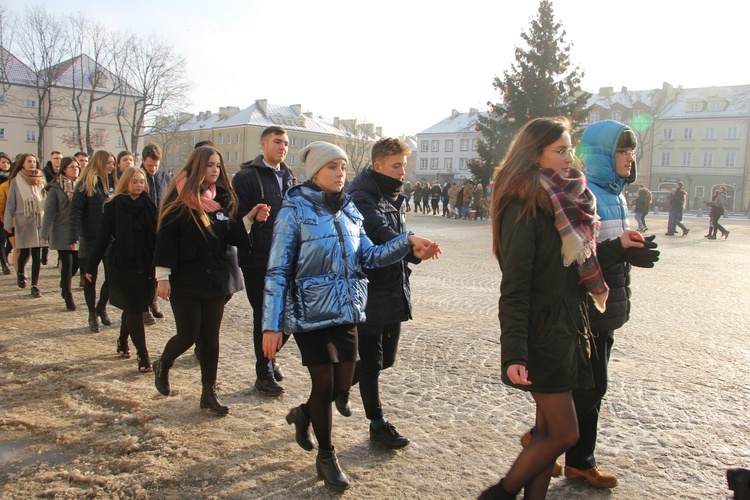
<box><xmin>538</xmin><ymin>167</ymin><xmax>608</xmax><ymax>312</ymax></box>
<box><xmin>16</xmin><ymin>169</ymin><xmax>45</xmax><ymax>227</ymax></box>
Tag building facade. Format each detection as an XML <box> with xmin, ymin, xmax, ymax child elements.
<box><xmin>147</xmin><ymin>100</ymin><xmax>382</xmax><ymax>179</ymax></box>
<box><xmin>585</xmin><ymin>83</ymin><xmax>750</xmax><ymax>211</ymax></box>
<box><xmin>415</xmin><ymin>108</ymin><xmax>482</xmax><ymax>184</ymax></box>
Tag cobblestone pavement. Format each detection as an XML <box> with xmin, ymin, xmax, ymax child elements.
<box><xmin>1</xmin><ymin>212</ymin><xmax>748</xmax><ymax>498</ymax></box>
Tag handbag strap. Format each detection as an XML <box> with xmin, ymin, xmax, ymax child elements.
<box><xmin>253</xmin><ymin>167</ymin><xmax>264</xmax><ymax>200</ymax></box>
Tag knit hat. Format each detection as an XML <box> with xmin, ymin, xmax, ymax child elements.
<box><xmin>617</xmin><ymin>128</ymin><xmax>637</xmax><ymax>149</ymax></box>
<box><xmin>299</xmin><ymin>141</ymin><xmax>348</xmax><ymax>179</ymax></box>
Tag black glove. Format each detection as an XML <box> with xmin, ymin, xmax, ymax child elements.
<box><xmin>624</xmin><ymin>234</ymin><xmax>660</xmax><ymax>268</ymax></box>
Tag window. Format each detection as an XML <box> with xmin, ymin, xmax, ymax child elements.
<box><xmin>24</xmin><ymin>98</ymin><xmax>37</xmax><ymax>108</ymax></box>
<box><xmin>459</xmin><ymin>158</ymin><xmax>468</xmax><ymax>170</ymax></box>
<box><xmin>663</xmin><ymin>128</ymin><xmax>673</xmax><ymax>140</ymax></box>
<box><xmin>95</xmin><ymin>105</ymin><xmax>106</xmax><ymax>114</ymax></box>
<box><xmin>472</xmin><ymin>138</ymin><xmax>478</xmax><ymax>150</ymax></box>
<box><xmin>431</xmin><ymin>140</ymin><xmax>439</xmax><ymax>152</ymax></box>
<box><xmin>704</xmin><ymin>127</ymin><xmax>716</xmax><ymax>139</ymax></box>
<box><xmin>226</xmin><ymin>152</ymin><xmax>231</xmax><ymax>162</ymax></box>
<box><xmin>226</xmin><ymin>134</ymin><xmax>231</xmax><ymax>144</ymax></box>
<box><xmin>660</xmin><ymin>151</ymin><xmax>671</xmax><ymax>166</ymax></box>
<box><xmin>725</xmin><ymin>152</ymin><xmax>737</xmax><ymax>167</ymax></box>
<box><xmin>445</xmin><ymin>158</ymin><xmax>453</xmax><ymax>170</ymax></box>
<box><xmin>420</xmin><ymin>158</ymin><xmax>428</xmax><ymax>170</ymax></box>
<box><xmin>460</xmin><ymin>139</ymin><xmax>469</xmax><ymax>151</ymax></box>
<box><xmin>683</xmin><ymin>127</ymin><xmax>693</xmax><ymax>140</ymax></box>
<box><xmin>682</xmin><ymin>151</ymin><xmax>692</xmax><ymax>166</ymax></box>
<box><xmin>290</xmin><ymin>137</ymin><xmax>297</xmax><ymax>148</ymax></box>
<box><xmin>710</xmin><ymin>102</ymin><xmax>721</xmax><ymax>111</ymax></box>
<box><xmin>218</xmin><ymin>134</ymin><xmax>223</xmax><ymax>145</ymax></box>
<box><xmin>727</xmin><ymin>126</ymin><xmax>739</xmax><ymax>139</ymax></box>
<box><xmin>26</xmin><ymin>130</ymin><xmax>36</xmax><ymax>142</ymax></box>
<box><xmin>235</xmin><ymin>133</ymin><xmax>240</xmax><ymax>143</ymax></box>
<box><xmin>445</xmin><ymin>139</ymin><xmax>453</xmax><ymax>152</ymax></box>
<box><xmin>289</xmin><ymin>155</ymin><xmax>296</xmax><ymax>165</ymax></box>
<box><xmin>302</xmin><ymin>138</ymin><xmax>308</xmax><ymax>148</ymax></box>
<box><xmin>695</xmin><ymin>186</ymin><xmax>705</xmax><ymax>199</ymax></box>
<box><xmin>430</xmin><ymin>158</ymin><xmax>438</xmax><ymax>170</ymax></box>
<box><xmin>235</xmin><ymin>152</ymin><xmax>239</xmax><ymax>162</ymax></box>
<box><xmin>702</xmin><ymin>152</ymin><xmax>713</xmax><ymax>167</ymax></box>
<box><xmin>117</xmin><ymin>136</ymin><xmax>125</xmax><ymax>147</ymax></box>
<box><xmin>589</xmin><ymin>111</ymin><xmax>600</xmax><ymax>124</ymax></box>
<box><xmin>612</xmin><ymin>110</ymin><xmax>622</xmax><ymax>121</ymax></box>
<box><xmin>687</xmin><ymin>102</ymin><xmax>700</xmax><ymax>112</ymax></box>
<box><xmin>0</xmin><ymin>128</ymin><xmax>4</xmax><ymax>140</ymax></box>
<box><xmin>420</xmin><ymin>140</ymin><xmax>428</xmax><ymax>152</ymax></box>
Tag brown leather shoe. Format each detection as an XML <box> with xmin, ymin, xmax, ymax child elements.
<box><xmin>521</xmin><ymin>430</ymin><xmax>562</xmax><ymax>477</ymax></box>
<box><xmin>143</xmin><ymin>311</ymin><xmax>156</xmax><ymax>326</ymax></box>
<box><xmin>565</xmin><ymin>465</ymin><xmax>618</xmax><ymax>488</ymax></box>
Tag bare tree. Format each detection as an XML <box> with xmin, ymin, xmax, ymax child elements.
<box><xmin>337</xmin><ymin>119</ymin><xmax>377</xmax><ymax>175</ymax></box>
<box><xmin>149</xmin><ymin>111</ymin><xmax>194</xmax><ymax>167</ymax></box>
<box><xmin>14</xmin><ymin>5</ymin><xmax>67</xmax><ymax>159</ymax></box>
<box><xmin>114</xmin><ymin>33</ymin><xmax>191</xmax><ymax>154</ymax></box>
<box><xmin>0</xmin><ymin>5</ymin><xmax>15</xmax><ymax>102</ymax></box>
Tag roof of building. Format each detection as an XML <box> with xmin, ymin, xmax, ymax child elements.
<box><xmin>175</xmin><ymin>100</ymin><xmax>381</xmax><ymax>140</ymax></box>
<box><xmin>417</xmin><ymin>109</ymin><xmax>486</xmax><ymax>135</ymax></box>
<box><xmin>1</xmin><ymin>46</ymin><xmax>36</xmax><ymax>85</ymax></box>
<box><xmin>46</xmin><ymin>54</ymin><xmax>138</xmax><ymax>96</ymax></box>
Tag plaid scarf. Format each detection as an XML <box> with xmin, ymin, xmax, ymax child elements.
<box><xmin>538</xmin><ymin>167</ymin><xmax>608</xmax><ymax>312</ymax></box>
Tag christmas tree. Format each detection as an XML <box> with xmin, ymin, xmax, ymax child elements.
<box><xmin>474</xmin><ymin>0</ymin><xmax>590</xmax><ymax>177</ymax></box>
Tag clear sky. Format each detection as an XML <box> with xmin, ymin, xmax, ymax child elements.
<box><xmin>7</xmin><ymin>0</ymin><xmax>749</xmax><ymax>137</ymax></box>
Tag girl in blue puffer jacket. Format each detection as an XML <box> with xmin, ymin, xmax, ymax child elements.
<box><xmin>262</xmin><ymin>141</ymin><xmax>440</xmax><ymax>492</ymax></box>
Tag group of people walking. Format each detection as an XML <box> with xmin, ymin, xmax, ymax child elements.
<box><xmin>405</xmin><ymin>179</ymin><xmax>488</xmax><ymax>219</ymax></box>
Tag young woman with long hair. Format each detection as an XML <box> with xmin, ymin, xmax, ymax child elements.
<box><xmin>152</xmin><ymin>146</ymin><xmax>262</xmax><ymax>414</ymax></box>
<box><xmin>0</xmin><ymin>152</ymin><xmax>14</xmax><ymax>275</ymax></box>
<box><xmin>3</xmin><ymin>153</ymin><xmax>45</xmax><ymax>297</ymax></box>
<box><xmin>262</xmin><ymin>141</ymin><xmax>439</xmax><ymax>491</ymax></box>
<box><xmin>41</xmin><ymin>157</ymin><xmax>81</xmax><ymax>310</ymax></box>
<box><xmin>70</xmin><ymin>150</ymin><xmax>113</xmax><ymax>332</ymax></box>
<box><xmin>479</xmin><ymin>117</ymin><xmax>645</xmax><ymax>499</ymax></box>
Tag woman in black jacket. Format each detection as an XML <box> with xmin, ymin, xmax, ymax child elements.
<box><xmin>152</xmin><ymin>146</ymin><xmax>259</xmax><ymax>414</ymax></box>
<box><xmin>70</xmin><ymin>150</ymin><xmax>114</xmax><ymax>332</ymax></box>
<box><xmin>85</xmin><ymin>167</ymin><xmax>158</xmax><ymax>372</ymax></box>
<box><xmin>479</xmin><ymin>118</ymin><xmax>645</xmax><ymax>499</ymax></box>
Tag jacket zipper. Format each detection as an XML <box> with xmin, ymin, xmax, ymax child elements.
<box><xmin>333</xmin><ymin>213</ymin><xmax>354</xmax><ymax>316</ymax></box>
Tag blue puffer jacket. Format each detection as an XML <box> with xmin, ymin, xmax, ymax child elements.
<box><xmin>262</xmin><ymin>184</ymin><xmax>413</xmax><ymax>334</ymax></box>
<box><xmin>581</xmin><ymin>120</ymin><xmax>633</xmax><ymax>331</ymax></box>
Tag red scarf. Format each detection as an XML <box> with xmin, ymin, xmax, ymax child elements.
<box><xmin>174</xmin><ymin>171</ymin><xmax>221</xmax><ymax>213</ymax></box>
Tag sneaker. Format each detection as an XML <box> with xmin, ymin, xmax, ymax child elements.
<box><xmin>521</xmin><ymin>430</ymin><xmax>562</xmax><ymax>477</ymax></box>
<box><xmin>369</xmin><ymin>421</ymin><xmax>410</xmax><ymax>449</ymax></box>
<box><xmin>682</xmin><ymin>228</ymin><xmax>690</xmax><ymax>236</ymax></box>
<box><xmin>565</xmin><ymin>465</ymin><xmax>618</xmax><ymax>488</ymax></box>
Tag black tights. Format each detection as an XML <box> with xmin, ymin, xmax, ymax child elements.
<box><xmin>302</xmin><ymin>362</ymin><xmax>356</xmax><ymax>451</ymax></box>
<box><xmin>80</xmin><ymin>257</ymin><xmax>109</xmax><ymax>313</ymax></box>
<box><xmin>18</xmin><ymin>247</ymin><xmax>41</xmax><ymax>285</ymax></box>
<box><xmin>503</xmin><ymin>392</ymin><xmax>579</xmax><ymax>500</ymax></box>
<box><xmin>121</xmin><ymin>311</ymin><xmax>148</xmax><ymax>356</ymax></box>
<box><xmin>58</xmin><ymin>250</ymin><xmax>79</xmax><ymax>294</ymax></box>
<box><xmin>0</xmin><ymin>223</ymin><xmax>10</xmax><ymax>268</ymax></box>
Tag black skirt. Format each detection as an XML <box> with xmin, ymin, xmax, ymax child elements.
<box><xmin>293</xmin><ymin>324</ymin><xmax>358</xmax><ymax>366</ymax></box>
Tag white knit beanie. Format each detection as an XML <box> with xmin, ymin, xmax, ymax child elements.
<box><xmin>299</xmin><ymin>141</ymin><xmax>348</xmax><ymax>179</ymax></box>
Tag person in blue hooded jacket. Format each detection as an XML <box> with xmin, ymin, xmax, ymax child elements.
<box><xmin>262</xmin><ymin>141</ymin><xmax>440</xmax><ymax>492</ymax></box>
<box><xmin>565</xmin><ymin>120</ymin><xmax>659</xmax><ymax>487</ymax></box>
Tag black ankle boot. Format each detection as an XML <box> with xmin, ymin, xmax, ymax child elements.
<box><xmin>200</xmin><ymin>384</ymin><xmax>229</xmax><ymax>415</ymax></box>
<box><xmin>64</xmin><ymin>291</ymin><xmax>76</xmax><ymax>311</ymax></box>
<box><xmin>88</xmin><ymin>312</ymin><xmax>100</xmax><ymax>332</ymax></box>
<box><xmin>153</xmin><ymin>359</ymin><xmax>171</xmax><ymax>395</ymax></box>
<box><xmin>334</xmin><ymin>391</ymin><xmax>352</xmax><ymax>417</ymax></box>
<box><xmin>478</xmin><ymin>479</ymin><xmax>516</xmax><ymax>499</ymax></box>
<box><xmin>17</xmin><ymin>272</ymin><xmax>26</xmax><ymax>289</ymax></box>
<box><xmin>285</xmin><ymin>405</ymin><xmax>314</xmax><ymax>451</ymax></box>
<box><xmin>96</xmin><ymin>304</ymin><xmax>111</xmax><ymax>326</ymax></box>
<box><xmin>316</xmin><ymin>446</ymin><xmax>349</xmax><ymax>491</ymax></box>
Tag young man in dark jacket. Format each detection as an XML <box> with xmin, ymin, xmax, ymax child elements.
<box><xmin>232</xmin><ymin>126</ymin><xmax>294</xmax><ymax>396</ymax></box>
<box><xmin>346</xmin><ymin>138</ymin><xmax>429</xmax><ymax>448</ymax></box>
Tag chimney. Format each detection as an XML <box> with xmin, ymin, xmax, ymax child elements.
<box><xmin>204</xmin><ymin>110</ymin><xmax>211</xmax><ymax>120</ymax></box>
<box><xmin>451</xmin><ymin>109</ymin><xmax>459</xmax><ymax>118</ymax></box>
<box><xmin>218</xmin><ymin>107</ymin><xmax>227</xmax><ymax>119</ymax></box>
<box><xmin>255</xmin><ymin>99</ymin><xmax>268</xmax><ymax>114</ymax></box>
<box><xmin>290</xmin><ymin>104</ymin><xmax>301</xmax><ymax>115</ymax></box>
<box><xmin>621</xmin><ymin>86</ymin><xmax>628</xmax><ymax>94</ymax></box>
<box><xmin>599</xmin><ymin>87</ymin><xmax>613</xmax><ymax>96</ymax></box>
<box><xmin>469</xmin><ymin>108</ymin><xmax>478</xmax><ymax>116</ymax></box>
<box><xmin>226</xmin><ymin>106</ymin><xmax>240</xmax><ymax>118</ymax></box>
<box><xmin>376</xmin><ymin>126</ymin><xmax>382</xmax><ymax>137</ymax></box>
<box><xmin>334</xmin><ymin>116</ymin><xmax>340</xmax><ymax>128</ymax></box>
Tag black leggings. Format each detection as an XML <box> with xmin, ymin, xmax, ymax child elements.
<box><xmin>709</xmin><ymin>213</ymin><xmax>727</xmax><ymax>238</ymax></box>
<box><xmin>120</xmin><ymin>311</ymin><xmax>148</xmax><ymax>357</ymax></box>
<box><xmin>18</xmin><ymin>247</ymin><xmax>41</xmax><ymax>285</ymax></box>
<box><xmin>161</xmin><ymin>295</ymin><xmax>225</xmax><ymax>386</ymax></box>
<box><xmin>352</xmin><ymin>322</ymin><xmax>401</xmax><ymax>421</ymax></box>
<box><xmin>58</xmin><ymin>250</ymin><xmax>79</xmax><ymax>294</ymax></box>
<box><xmin>0</xmin><ymin>223</ymin><xmax>10</xmax><ymax>268</ymax></box>
<box><xmin>302</xmin><ymin>361</ymin><xmax>356</xmax><ymax>451</ymax></box>
<box><xmin>80</xmin><ymin>257</ymin><xmax>109</xmax><ymax>313</ymax></box>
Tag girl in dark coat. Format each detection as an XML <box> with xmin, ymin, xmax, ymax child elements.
<box><xmin>152</xmin><ymin>146</ymin><xmax>257</xmax><ymax>415</ymax></box>
<box><xmin>85</xmin><ymin>167</ymin><xmax>158</xmax><ymax>372</ymax></box>
<box><xmin>41</xmin><ymin>157</ymin><xmax>81</xmax><ymax>310</ymax></box>
<box><xmin>479</xmin><ymin>117</ymin><xmax>645</xmax><ymax>499</ymax></box>
<box><xmin>0</xmin><ymin>152</ymin><xmax>12</xmax><ymax>275</ymax></box>
<box><xmin>413</xmin><ymin>182</ymin><xmax>422</xmax><ymax>212</ymax></box>
<box><xmin>70</xmin><ymin>150</ymin><xmax>114</xmax><ymax>332</ymax></box>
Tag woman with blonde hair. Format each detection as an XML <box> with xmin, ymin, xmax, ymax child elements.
<box><xmin>480</xmin><ymin>117</ymin><xmax>645</xmax><ymax>499</ymax></box>
<box><xmin>41</xmin><ymin>157</ymin><xmax>81</xmax><ymax>310</ymax></box>
<box><xmin>70</xmin><ymin>150</ymin><xmax>113</xmax><ymax>332</ymax></box>
<box><xmin>3</xmin><ymin>153</ymin><xmax>46</xmax><ymax>297</ymax></box>
<box><xmin>85</xmin><ymin>167</ymin><xmax>158</xmax><ymax>371</ymax></box>
<box><xmin>153</xmin><ymin>146</ymin><xmax>263</xmax><ymax>414</ymax></box>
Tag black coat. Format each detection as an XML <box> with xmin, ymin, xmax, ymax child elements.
<box><xmin>348</xmin><ymin>167</ymin><xmax>420</xmax><ymax>324</ymax></box>
<box><xmin>86</xmin><ymin>193</ymin><xmax>157</xmax><ymax>312</ymax></box>
<box><xmin>69</xmin><ymin>179</ymin><xmax>108</xmax><ymax>245</ymax></box>
<box><xmin>153</xmin><ymin>187</ymin><xmax>250</xmax><ymax>299</ymax></box>
<box><xmin>232</xmin><ymin>155</ymin><xmax>295</xmax><ymax>268</ymax></box>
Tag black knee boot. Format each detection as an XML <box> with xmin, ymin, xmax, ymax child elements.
<box><xmin>316</xmin><ymin>446</ymin><xmax>349</xmax><ymax>491</ymax></box>
<box><xmin>200</xmin><ymin>384</ymin><xmax>229</xmax><ymax>415</ymax></box>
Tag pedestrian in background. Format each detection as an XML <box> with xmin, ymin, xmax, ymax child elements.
<box><xmin>634</xmin><ymin>184</ymin><xmax>651</xmax><ymax>232</ymax></box>
<box><xmin>413</xmin><ymin>182</ymin><xmax>423</xmax><ymax>213</ymax></box>
<box><xmin>666</xmin><ymin>181</ymin><xmax>689</xmax><ymax>236</ymax></box>
<box><xmin>0</xmin><ymin>152</ymin><xmax>14</xmax><ymax>275</ymax></box>
<box><xmin>41</xmin><ymin>157</ymin><xmax>81</xmax><ymax>310</ymax></box>
<box><xmin>262</xmin><ymin>141</ymin><xmax>439</xmax><ymax>491</ymax></box>
<box><xmin>706</xmin><ymin>185</ymin><xmax>729</xmax><ymax>239</ymax></box>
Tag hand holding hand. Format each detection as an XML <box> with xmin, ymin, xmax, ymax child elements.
<box><xmin>408</xmin><ymin>235</ymin><xmax>442</xmax><ymax>260</ymax></box>
<box><xmin>619</xmin><ymin>229</ymin><xmax>645</xmax><ymax>249</ymax></box>
<box><xmin>248</xmin><ymin>203</ymin><xmax>271</xmax><ymax>223</ymax></box>
<box><xmin>624</xmin><ymin>235</ymin><xmax>660</xmax><ymax>268</ymax></box>
<box><xmin>507</xmin><ymin>364</ymin><xmax>531</xmax><ymax>386</ymax></box>
<box><xmin>262</xmin><ymin>331</ymin><xmax>283</xmax><ymax>359</ymax></box>
<box><xmin>85</xmin><ymin>273</ymin><xmax>94</xmax><ymax>282</ymax></box>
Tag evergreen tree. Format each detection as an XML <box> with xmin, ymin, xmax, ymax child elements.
<box><xmin>475</xmin><ymin>0</ymin><xmax>591</xmax><ymax>172</ymax></box>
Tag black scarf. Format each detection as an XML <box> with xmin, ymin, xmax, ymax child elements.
<box><xmin>0</xmin><ymin>170</ymin><xmax>9</xmax><ymax>184</ymax></box>
<box><xmin>304</xmin><ymin>181</ymin><xmax>346</xmax><ymax>213</ymax></box>
<box><xmin>370</xmin><ymin>169</ymin><xmax>403</xmax><ymax>203</ymax></box>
